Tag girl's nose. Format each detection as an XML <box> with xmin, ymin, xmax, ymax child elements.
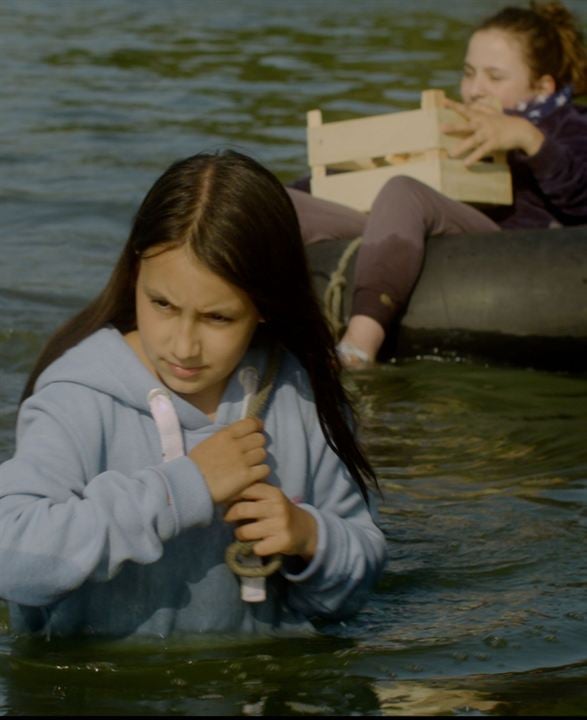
<box><xmin>173</xmin><ymin>321</ymin><xmax>201</xmax><ymax>361</ymax></box>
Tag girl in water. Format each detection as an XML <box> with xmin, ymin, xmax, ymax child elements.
<box><xmin>0</xmin><ymin>151</ymin><xmax>385</xmax><ymax>638</ymax></box>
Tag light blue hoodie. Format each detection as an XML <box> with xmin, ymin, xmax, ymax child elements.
<box><xmin>0</xmin><ymin>327</ymin><xmax>386</xmax><ymax>638</ymax></box>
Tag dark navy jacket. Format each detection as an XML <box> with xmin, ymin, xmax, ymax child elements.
<box><xmin>485</xmin><ymin>103</ymin><xmax>587</xmax><ymax>229</ymax></box>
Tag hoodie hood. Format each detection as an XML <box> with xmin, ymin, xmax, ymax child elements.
<box><xmin>34</xmin><ymin>326</ymin><xmax>272</xmax><ymax>431</ymax></box>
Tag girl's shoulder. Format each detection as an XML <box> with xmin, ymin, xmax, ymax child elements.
<box><xmin>35</xmin><ymin>327</ymin><xmax>121</xmax><ymax>385</ymax></box>
<box><xmin>274</xmin><ymin>347</ymin><xmax>314</xmax><ymax>401</ymax></box>
<box><xmin>31</xmin><ymin>326</ymin><xmax>154</xmax><ymax>414</ymax></box>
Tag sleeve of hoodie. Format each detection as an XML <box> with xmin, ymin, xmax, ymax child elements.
<box><xmin>0</xmin><ymin>384</ymin><xmax>214</xmax><ymax>607</ymax></box>
<box><xmin>518</xmin><ymin>108</ymin><xmax>587</xmax><ymax>221</ymax></box>
<box><xmin>278</xmin><ymin>374</ymin><xmax>387</xmax><ymax>620</ymax></box>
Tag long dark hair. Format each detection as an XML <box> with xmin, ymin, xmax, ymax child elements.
<box><xmin>22</xmin><ymin>150</ymin><xmax>377</xmax><ymax>500</ymax></box>
<box><xmin>477</xmin><ymin>1</ymin><xmax>587</xmax><ymax>96</ymax></box>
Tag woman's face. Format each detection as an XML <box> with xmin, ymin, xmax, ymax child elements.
<box><xmin>131</xmin><ymin>243</ymin><xmax>261</xmax><ymax>417</ymax></box>
<box><xmin>460</xmin><ymin>29</ymin><xmax>540</xmax><ymax>110</ymax></box>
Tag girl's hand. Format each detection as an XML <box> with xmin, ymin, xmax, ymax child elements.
<box><xmin>441</xmin><ymin>97</ymin><xmax>545</xmax><ymax>166</ymax></box>
<box><xmin>189</xmin><ymin>418</ymin><xmax>270</xmax><ymax>504</ymax></box>
<box><xmin>224</xmin><ymin>483</ymin><xmax>318</xmax><ymax>562</ymax></box>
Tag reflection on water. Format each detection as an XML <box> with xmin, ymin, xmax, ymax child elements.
<box><xmin>375</xmin><ymin>680</ymin><xmax>498</xmax><ymax>715</ymax></box>
<box><xmin>1</xmin><ymin>633</ymin><xmax>382</xmax><ymax>716</ymax></box>
<box><xmin>1</xmin><ymin>0</ymin><xmax>587</xmax><ymax>715</ymax></box>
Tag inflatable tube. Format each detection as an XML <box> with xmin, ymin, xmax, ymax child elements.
<box><xmin>306</xmin><ymin>225</ymin><xmax>587</xmax><ymax>372</ymax></box>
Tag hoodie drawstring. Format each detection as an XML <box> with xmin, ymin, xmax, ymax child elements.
<box><xmin>224</xmin><ymin>346</ymin><xmax>283</xmax><ymax>601</ymax></box>
<box><xmin>147</xmin><ymin>389</ymin><xmax>185</xmax><ymax>461</ymax></box>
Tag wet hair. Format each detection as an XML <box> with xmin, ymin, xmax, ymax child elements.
<box><xmin>21</xmin><ymin>150</ymin><xmax>377</xmax><ymax>500</ymax></box>
<box><xmin>476</xmin><ymin>1</ymin><xmax>587</xmax><ymax>96</ymax></box>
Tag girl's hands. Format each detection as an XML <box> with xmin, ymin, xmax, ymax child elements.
<box><xmin>224</xmin><ymin>483</ymin><xmax>318</xmax><ymax>562</ymax></box>
<box><xmin>189</xmin><ymin>418</ymin><xmax>270</xmax><ymax>504</ymax></box>
<box><xmin>442</xmin><ymin>97</ymin><xmax>545</xmax><ymax>166</ymax></box>
<box><xmin>190</xmin><ymin>421</ymin><xmax>318</xmax><ymax>561</ymax></box>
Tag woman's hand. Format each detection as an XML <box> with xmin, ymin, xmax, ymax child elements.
<box><xmin>442</xmin><ymin>97</ymin><xmax>545</xmax><ymax>166</ymax></box>
<box><xmin>189</xmin><ymin>418</ymin><xmax>270</xmax><ymax>504</ymax></box>
<box><xmin>224</xmin><ymin>483</ymin><xmax>318</xmax><ymax>562</ymax></box>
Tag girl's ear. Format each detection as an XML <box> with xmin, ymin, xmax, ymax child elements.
<box><xmin>533</xmin><ymin>74</ymin><xmax>556</xmax><ymax>98</ymax></box>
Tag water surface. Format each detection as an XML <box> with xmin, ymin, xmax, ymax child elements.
<box><xmin>1</xmin><ymin>0</ymin><xmax>586</xmax><ymax>715</ymax></box>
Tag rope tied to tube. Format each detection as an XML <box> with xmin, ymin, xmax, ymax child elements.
<box><xmin>323</xmin><ymin>236</ymin><xmax>363</xmax><ymax>340</ymax></box>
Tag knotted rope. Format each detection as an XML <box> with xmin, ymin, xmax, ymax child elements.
<box><xmin>224</xmin><ymin>344</ymin><xmax>283</xmax><ymax>579</ymax></box>
<box><xmin>322</xmin><ymin>236</ymin><xmax>363</xmax><ymax>340</ymax></box>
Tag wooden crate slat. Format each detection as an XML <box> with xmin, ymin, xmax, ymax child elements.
<box><xmin>307</xmin><ymin>108</ymin><xmax>462</xmax><ymax>166</ymax></box>
<box><xmin>306</xmin><ymin>90</ymin><xmax>513</xmax><ymax>208</ymax></box>
<box><xmin>310</xmin><ymin>157</ymin><xmax>512</xmax><ymax>212</ymax></box>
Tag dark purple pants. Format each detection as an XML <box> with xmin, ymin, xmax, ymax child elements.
<box><xmin>288</xmin><ymin>177</ymin><xmax>500</xmax><ymax>329</ymax></box>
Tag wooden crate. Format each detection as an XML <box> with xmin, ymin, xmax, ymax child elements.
<box><xmin>307</xmin><ymin>89</ymin><xmax>513</xmax><ymax>212</ymax></box>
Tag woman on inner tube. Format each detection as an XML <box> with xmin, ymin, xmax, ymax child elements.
<box><xmin>288</xmin><ymin>0</ymin><xmax>587</xmax><ymax>367</ymax></box>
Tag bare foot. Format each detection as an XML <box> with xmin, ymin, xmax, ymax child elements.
<box><xmin>336</xmin><ymin>341</ymin><xmax>374</xmax><ymax>370</ymax></box>
<box><xmin>337</xmin><ymin>315</ymin><xmax>385</xmax><ymax>368</ymax></box>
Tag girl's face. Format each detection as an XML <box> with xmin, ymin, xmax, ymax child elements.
<box><xmin>460</xmin><ymin>29</ymin><xmax>541</xmax><ymax>110</ymax></box>
<box><xmin>131</xmin><ymin>243</ymin><xmax>261</xmax><ymax>417</ymax></box>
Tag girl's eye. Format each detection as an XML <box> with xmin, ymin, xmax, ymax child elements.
<box><xmin>151</xmin><ymin>298</ymin><xmax>172</xmax><ymax>310</ymax></box>
<box><xmin>206</xmin><ymin>313</ymin><xmax>232</xmax><ymax>323</ymax></box>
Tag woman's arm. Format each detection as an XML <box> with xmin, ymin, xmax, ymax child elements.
<box><xmin>442</xmin><ymin>97</ymin><xmax>545</xmax><ymax>165</ymax></box>
<box><xmin>443</xmin><ymin>99</ymin><xmax>587</xmax><ymax>221</ymax></box>
<box><xmin>520</xmin><ymin>122</ymin><xmax>587</xmax><ymax>221</ymax></box>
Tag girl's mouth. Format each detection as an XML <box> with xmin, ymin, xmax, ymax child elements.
<box><xmin>167</xmin><ymin>361</ymin><xmax>204</xmax><ymax>379</ymax></box>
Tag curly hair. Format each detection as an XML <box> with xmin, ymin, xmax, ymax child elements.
<box><xmin>477</xmin><ymin>1</ymin><xmax>587</xmax><ymax>96</ymax></box>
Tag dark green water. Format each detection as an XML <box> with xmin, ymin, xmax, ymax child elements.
<box><xmin>1</xmin><ymin>0</ymin><xmax>586</xmax><ymax>715</ymax></box>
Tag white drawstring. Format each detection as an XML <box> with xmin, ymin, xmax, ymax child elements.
<box><xmin>147</xmin><ymin>388</ymin><xmax>184</xmax><ymax>461</ymax></box>
<box><xmin>236</xmin><ymin>367</ymin><xmax>267</xmax><ymax>603</ymax></box>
